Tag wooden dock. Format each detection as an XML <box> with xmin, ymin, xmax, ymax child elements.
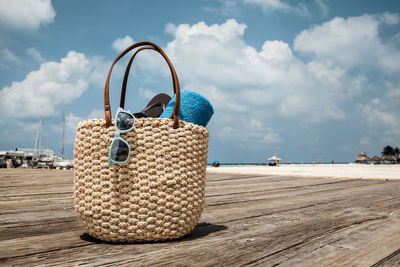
<box><xmin>1</xmin><ymin>169</ymin><xmax>400</xmax><ymax>266</ymax></box>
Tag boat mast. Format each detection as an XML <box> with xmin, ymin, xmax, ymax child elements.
<box><xmin>38</xmin><ymin>114</ymin><xmax>42</xmax><ymax>159</ymax></box>
<box><xmin>61</xmin><ymin>110</ymin><xmax>65</xmax><ymax>159</ymax></box>
<box><xmin>33</xmin><ymin>126</ymin><xmax>39</xmax><ymax>161</ymax></box>
<box><xmin>33</xmin><ymin>115</ymin><xmax>43</xmax><ymax>160</ymax></box>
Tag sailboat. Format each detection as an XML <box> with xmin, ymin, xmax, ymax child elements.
<box><xmin>2</xmin><ymin>112</ymin><xmax>74</xmax><ymax>169</ymax></box>
<box><xmin>53</xmin><ymin>110</ymin><xmax>74</xmax><ymax>169</ymax></box>
<box><xmin>30</xmin><ymin>111</ymin><xmax>73</xmax><ymax>169</ymax></box>
<box><xmin>31</xmin><ymin>114</ymin><xmax>56</xmax><ymax>168</ymax></box>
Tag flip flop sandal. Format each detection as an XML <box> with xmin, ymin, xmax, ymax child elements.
<box><xmin>134</xmin><ymin>93</ymin><xmax>171</xmax><ymax>118</ymax></box>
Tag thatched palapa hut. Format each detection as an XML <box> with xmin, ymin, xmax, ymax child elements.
<box><xmin>384</xmin><ymin>155</ymin><xmax>397</xmax><ymax>164</ymax></box>
<box><xmin>355</xmin><ymin>150</ymin><xmax>370</xmax><ymax>164</ymax></box>
<box><xmin>371</xmin><ymin>155</ymin><xmax>382</xmax><ymax>164</ymax></box>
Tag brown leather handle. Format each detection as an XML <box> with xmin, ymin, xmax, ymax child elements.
<box><xmin>104</xmin><ymin>41</ymin><xmax>180</xmax><ymax>128</ymax></box>
<box><xmin>120</xmin><ymin>46</ymin><xmax>176</xmax><ymax>109</ymax></box>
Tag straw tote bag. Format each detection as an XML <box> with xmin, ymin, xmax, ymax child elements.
<box><xmin>73</xmin><ymin>41</ymin><xmax>209</xmax><ymax>242</ymax></box>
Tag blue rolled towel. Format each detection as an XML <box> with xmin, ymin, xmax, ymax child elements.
<box><xmin>160</xmin><ymin>90</ymin><xmax>214</xmax><ymax>127</ymax></box>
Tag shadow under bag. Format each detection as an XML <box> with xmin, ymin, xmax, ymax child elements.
<box><xmin>73</xmin><ymin>41</ymin><xmax>209</xmax><ymax>242</ymax></box>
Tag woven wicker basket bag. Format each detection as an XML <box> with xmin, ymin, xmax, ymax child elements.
<box><xmin>73</xmin><ymin>42</ymin><xmax>209</xmax><ymax>242</ymax></box>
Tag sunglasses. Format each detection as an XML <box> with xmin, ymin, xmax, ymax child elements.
<box><xmin>108</xmin><ymin>107</ymin><xmax>135</xmax><ymax>166</ymax></box>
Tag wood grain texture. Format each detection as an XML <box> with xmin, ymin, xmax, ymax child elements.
<box><xmin>1</xmin><ymin>169</ymin><xmax>400</xmax><ymax>266</ymax></box>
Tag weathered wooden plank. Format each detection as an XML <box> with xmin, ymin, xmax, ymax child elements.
<box><xmin>0</xmin><ymin>230</ymin><xmax>91</xmax><ymax>262</ymax></box>
<box><xmin>203</xmin><ymin>180</ymin><xmax>396</xmax><ymax>224</ymax></box>
<box><xmin>206</xmin><ymin>177</ymin><xmax>355</xmax><ymax>196</ymax></box>
<box><xmin>371</xmin><ymin>249</ymin><xmax>400</xmax><ymax>267</ymax></box>
<box><xmin>3</xmin><ymin>213</ymin><xmax>388</xmax><ymax>266</ymax></box>
<box><xmin>2</xmin><ymin>191</ymin><xmax>400</xmax><ymax>266</ymax></box>
<box><xmin>0</xmin><ymin>176</ymin><xmax>386</xmax><ymax>234</ymax></box>
<box><xmin>1</xmin><ymin>170</ymin><xmax>400</xmax><ymax>267</ymax></box>
<box><xmin>0</xmin><ymin>196</ymin><xmax>73</xmax><ymax>215</ymax></box>
<box><xmin>0</xmin><ymin>217</ymin><xmax>80</xmax><ymax>241</ymax></box>
<box><xmin>256</xmin><ymin>211</ymin><xmax>400</xmax><ymax>267</ymax></box>
<box><xmin>0</xmin><ymin>213</ymin><xmax>382</xmax><ymax>266</ymax></box>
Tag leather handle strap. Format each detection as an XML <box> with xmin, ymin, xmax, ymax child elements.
<box><xmin>120</xmin><ymin>46</ymin><xmax>177</xmax><ymax>109</ymax></box>
<box><xmin>104</xmin><ymin>41</ymin><xmax>180</xmax><ymax>128</ymax></box>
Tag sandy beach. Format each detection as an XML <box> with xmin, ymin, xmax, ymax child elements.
<box><xmin>207</xmin><ymin>163</ymin><xmax>400</xmax><ymax>180</ymax></box>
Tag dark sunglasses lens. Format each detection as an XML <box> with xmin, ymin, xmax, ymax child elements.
<box><xmin>116</xmin><ymin>112</ymin><xmax>134</xmax><ymax>131</ymax></box>
<box><xmin>110</xmin><ymin>139</ymin><xmax>129</xmax><ymax>162</ymax></box>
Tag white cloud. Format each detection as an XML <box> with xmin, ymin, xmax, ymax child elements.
<box><xmin>213</xmin><ymin>115</ymin><xmax>281</xmax><ymax>146</ymax></box>
<box><xmin>87</xmin><ymin>109</ymin><xmax>104</xmax><ymax>119</ymax></box>
<box><xmin>243</xmin><ymin>0</ymin><xmax>308</xmax><ymax>16</ymax></box>
<box><xmin>368</xmin><ymin>105</ymin><xmax>399</xmax><ymax>128</ymax></box>
<box><xmin>244</xmin><ymin>0</ymin><xmax>290</xmax><ymax>11</ymax></box>
<box><xmin>379</xmin><ymin>12</ymin><xmax>400</xmax><ymax>25</ymax></box>
<box><xmin>361</xmin><ymin>103</ymin><xmax>400</xmax><ymax>144</ymax></box>
<box><xmin>359</xmin><ymin>81</ymin><xmax>400</xmax><ymax>145</ymax></box>
<box><xmin>112</xmin><ymin>35</ymin><xmax>134</xmax><ymax>52</ymax></box>
<box><xmin>26</xmin><ymin>47</ymin><xmax>45</xmax><ymax>63</ymax></box>
<box><xmin>204</xmin><ymin>0</ymin><xmax>240</xmax><ymax>16</ymax></box>
<box><xmin>162</xmin><ymin>19</ymin><xmax>362</xmax><ymax>123</ymax></box>
<box><xmin>0</xmin><ymin>48</ymin><xmax>20</xmax><ymax>65</ymax></box>
<box><xmin>165</xmin><ymin>19</ymin><xmax>247</xmax><ymax>44</ymax></box>
<box><xmin>260</xmin><ymin>40</ymin><xmax>294</xmax><ymax>62</ymax></box>
<box><xmin>0</xmin><ymin>0</ymin><xmax>55</xmax><ymax>31</ymax></box>
<box><xmin>141</xmin><ymin>18</ymin><xmax>383</xmax><ymax>147</ymax></box>
<box><xmin>204</xmin><ymin>0</ymin><xmax>308</xmax><ymax>17</ymax></box>
<box><xmin>294</xmin><ymin>13</ymin><xmax>400</xmax><ymax>72</ymax></box>
<box><xmin>138</xmin><ymin>87</ymin><xmax>157</xmax><ymax>99</ymax></box>
<box><xmin>164</xmin><ymin>23</ymin><xmax>177</xmax><ymax>35</ymax></box>
<box><xmin>0</xmin><ymin>51</ymin><xmax>106</xmax><ymax>119</ymax></box>
<box><xmin>141</xmin><ymin>16</ymin><xmax>400</xmax><ymax>149</ymax></box>
<box><xmin>261</xmin><ymin>128</ymin><xmax>281</xmax><ymax>144</ymax></box>
<box><xmin>315</xmin><ymin>0</ymin><xmax>328</xmax><ymax>16</ymax></box>
<box><xmin>85</xmin><ymin>55</ymin><xmax>111</xmax><ymax>87</ymax></box>
<box><xmin>307</xmin><ymin>61</ymin><xmax>344</xmax><ymax>85</ymax></box>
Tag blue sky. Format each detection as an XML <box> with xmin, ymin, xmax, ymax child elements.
<box><xmin>1</xmin><ymin>0</ymin><xmax>400</xmax><ymax>163</ymax></box>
